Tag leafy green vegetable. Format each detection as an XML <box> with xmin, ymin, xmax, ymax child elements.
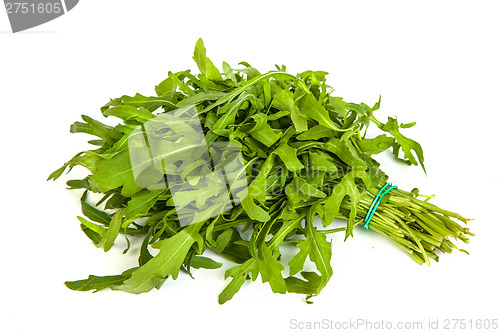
<box><xmin>114</xmin><ymin>222</ymin><xmax>203</xmax><ymax>294</ymax></box>
<box><xmin>50</xmin><ymin>38</ymin><xmax>473</xmax><ymax>303</ymax></box>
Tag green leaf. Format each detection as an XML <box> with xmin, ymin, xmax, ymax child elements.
<box><xmin>296</xmin><ymin>125</ymin><xmax>335</xmax><ymax>141</ymax></box>
<box><xmin>400</xmin><ymin>121</ymin><xmax>416</xmax><ymax>129</ymax></box>
<box><xmin>189</xmin><ymin>256</ymin><xmax>223</xmax><ymax>270</ymax></box>
<box><xmin>91</xmin><ymin>150</ymin><xmax>143</xmax><ymax>197</ymax></box>
<box><xmin>103</xmin><ymin>105</ymin><xmax>155</xmax><ymax>123</ymax></box>
<box><xmin>274</xmin><ymin>144</ymin><xmax>304</xmax><ymax>172</ymax></box>
<box><xmin>222</xmin><ymin>61</ymin><xmax>237</xmax><ymax>83</ymax></box>
<box><xmin>193</xmin><ymin>38</ymin><xmax>223</xmax><ymax>82</ymax></box>
<box><xmin>205</xmin><ymin>92</ymin><xmax>260</xmax><ymax>144</ymax></box>
<box><xmin>77</xmin><ymin>216</ymin><xmax>106</xmax><ymax>236</ymax></box>
<box><xmin>235</xmin><ymin>63</ymin><xmax>261</xmax><ymax>79</ymax></box>
<box><xmin>65</xmin><ymin>274</ymin><xmax>127</xmax><ymax>292</ymax></box>
<box><xmin>288</xmin><ymin>237</ymin><xmax>311</xmax><ymax>277</ymax></box>
<box><xmin>80</xmin><ymin>191</ymin><xmax>110</xmax><ymax>226</ymax></box>
<box><xmin>217</xmin><ymin>228</ymin><xmax>252</xmax><ymax>264</ymax></box>
<box><xmin>358</xmin><ymin>134</ymin><xmax>395</xmax><ymax>155</ymax></box>
<box><xmin>346</xmin><ymin>102</ymin><xmax>368</xmax><ymax>116</ymax></box>
<box><xmin>240</xmin><ymin>155</ymin><xmax>275</xmax><ymax>222</ymax></box>
<box><xmin>101</xmin><ymin>93</ymin><xmax>177</xmax><ymax>113</ymax></box>
<box><xmin>202</xmin><ymin>71</ymin><xmax>295</xmax><ymax>114</ymax></box>
<box><xmin>81</xmin><ymin>225</ymin><xmax>102</xmax><ymax>245</ymax></box>
<box><xmin>323</xmin><ymin>169</ymin><xmax>371</xmax><ymax>236</ymax></box>
<box><xmin>124</xmin><ymin>190</ymin><xmax>164</xmax><ymax>220</ymax></box>
<box><xmin>104</xmin><ymin>193</ymin><xmax>127</xmax><ymax>210</ymax></box>
<box><xmin>215</xmin><ymin>229</ymin><xmax>233</xmax><ymax>253</ymax></box>
<box><xmin>272</xmin><ymin>89</ymin><xmax>308</xmax><ymax>132</ymax></box>
<box><xmin>304</xmin><ymin>212</ymin><xmax>332</xmax><ymax>293</ymax></box>
<box><xmin>285</xmin><ymin>176</ymin><xmax>326</xmax><ymax>206</ymax></box>
<box><xmin>155</xmin><ymin>74</ymin><xmax>175</xmax><ymax>97</ymax></box>
<box><xmin>85</xmin><ymin>126</ymin><xmax>134</xmax><ymax>160</ymax></box>
<box><xmin>257</xmin><ymin>245</ymin><xmax>286</xmax><ymax>294</ymax></box>
<box><xmin>308</xmin><ymin>150</ymin><xmax>338</xmax><ymax>172</ymax></box>
<box><xmin>240</xmin><ymin>195</ymin><xmax>270</xmax><ymax>222</ymax></box>
<box><xmin>267</xmin><ymin>218</ymin><xmax>302</xmax><ymax>251</ymax></box>
<box><xmin>167</xmin><ymin>71</ymin><xmax>195</xmax><ymax>96</ymax></box>
<box><xmin>67</xmin><ymin>179</ymin><xmax>91</xmax><ymax>190</ymax></box>
<box><xmin>101</xmin><ymin>209</ymin><xmax>124</xmax><ymax>252</ymax></box>
<box><xmin>377</xmin><ymin>117</ymin><xmax>426</xmax><ymax>173</ymax></box>
<box><xmin>328</xmin><ymin>96</ymin><xmax>348</xmax><ymax>117</ymax></box>
<box><xmin>219</xmin><ymin>258</ymin><xmax>256</xmax><ymax>304</ymax></box>
<box><xmin>324</xmin><ymin>138</ymin><xmax>367</xmax><ymax>169</ymax></box>
<box><xmin>288</xmin><ymin>206</ymin><xmax>332</xmax><ymax>295</ymax></box>
<box><xmin>47</xmin><ymin>152</ymin><xmax>84</xmax><ymax>181</ymax></box>
<box><xmin>285</xmin><ymin>271</ymin><xmax>322</xmax><ymax>295</ymax></box>
<box><xmin>248</xmin><ymin>113</ymin><xmax>282</xmax><ymax>147</ymax></box>
<box><xmin>297</xmin><ymin>93</ymin><xmax>345</xmax><ymax>132</ymax></box>
<box><xmin>80</xmin><ymin>115</ymin><xmax>116</xmax><ymax>145</ymax></box>
<box><xmin>114</xmin><ymin>222</ymin><xmax>203</xmax><ymax>294</ymax></box>
<box><xmin>177</xmin><ymin>91</ymin><xmax>227</xmax><ymax>108</ymax></box>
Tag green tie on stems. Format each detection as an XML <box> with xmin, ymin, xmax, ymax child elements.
<box><xmin>335</xmin><ymin>186</ymin><xmax>472</xmax><ymax>266</ymax></box>
<box><xmin>281</xmin><ymin>181</ymin><xmax>472</xmax><ymax>267</ymax></box>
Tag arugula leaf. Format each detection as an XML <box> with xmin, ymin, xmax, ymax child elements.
<box><xmin>241</xmin><ymin>154</ymin><xmax>275</xmax><ymax>222</ymax></box>
<box><xmin>358</xmin><ymin>135</ymin><xmax>395</xmax><ymax>155</ymax></box>
<box><xmin>272</xmin><ymin>88</ymin><xmax>308</xmax><ymax>132</ymax></box>
<box><xmin>297</xmin><ymin>93</ymin><xmax>351</xmax><ymax>132</ymax></box>
<box><xmin>189</xmin><ymin>255</ymin><xmax>223</xmax><ymax>270</ymax></box>
<box><xmin>124</xmin><ymin>190</ymin><xmax>164</xmax><ymax>220</ymax></box>
<box><xmin>324</xmin><ymin>138</ymin><xmax>367</xmax><ymax>169</ymax></box>
<box><xmin>91</xmin><ymin>150</ymin><xmax>143</xmax><ymax>197</ymax></box>
<box><xmin>324</xmin><ymin>169</ymin><xmax>371</xmax><ymax>237</ymax></box>
<box><xmin>274</xmin><ymin>143</ymin><xmax>304</xmax><ymax>172</ymax></box>
<box><xmin>101</xmin><ymin>93</ymin><xmax>177</xmax><ymax>113</ymax></box>
<box><xmin>257</xmin><ymin>244</ymin><xmax>287</xmax><ymax>294</ymax></box>
<box><xmin>193</xmin><ymin>38</ymin><xmax>223</xmax><ymax>82</ymax></box>
<box><xmin>219</xmin><ymin>258</ymin><xmax>257</xmax><ymax>304</ymax></box>
<box><xmin>285</xmin><ymin>176</ymin><xmax>326</xmax><ymax>206</ymax></box>
<box><xmin>288</xmin><ymin>205</ymin><xmax>333</xmax><ymax>296</ymax></box>
<box><xmin>100</xmin><ymin>209</ymin><xmax>124</xmax><ymax>252</ymax></box>
<box><xmin>285</xmin><ymin>271</ymin><xmax>322</xmax><ymax>296</ymax></box>
<box><xmin>66</xmin><ymin>274</ymin><xmax>127</xmax><ymax>292</ymax></box>
<box><xmin>102</xmin><ymin>105</ymin><xmax>155</xmax><ymax>123</ymax></box>
<box><xmin>296</xmin><ymin>125</ymin><xmax>335</xmax><ymax>141</ymax></box>
<box><xmin>80</xmin><ymin>191</ymin><xmax>110</xmax><ymax>225</ymax></box>
<box><xmin>114</xmin><ymin>222</ymin><xmax>203</xmax><ymax>294</ymax></box>
<box><xmin>247</xmin><ymin>113</ymin><xmax>282</xmax><ymax>147</ymax></box>
<box><xmin>373</xmin><ymin>116</ymin><xmax>426</xmax><ymax>173</ymax></box>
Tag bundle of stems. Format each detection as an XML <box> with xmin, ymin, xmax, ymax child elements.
<box><xmin>336</xmin><ymin>186</ymin><xmax>473</xmax><ymax>266</ymax></box>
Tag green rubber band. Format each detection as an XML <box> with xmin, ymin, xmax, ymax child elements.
<box><xmin>364</xmin><ymin>183</ymin><xmax>398</xmax><ymax>230</ymax></box>
<box><xmin>365</xmin><ymin>183</ymin><xmax>390</xmax><ymax>221</ymax></box>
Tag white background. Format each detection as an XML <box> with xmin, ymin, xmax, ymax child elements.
<box><xmin>1</xmin><ymin>1</ymin><xmax>499</xmax><ymax>332</ymax></box>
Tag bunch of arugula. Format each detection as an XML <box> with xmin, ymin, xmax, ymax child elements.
<box><xmin>49</xmin><ymin>38</ymin><xmax>472</xmax><ymax>303</ymax></box>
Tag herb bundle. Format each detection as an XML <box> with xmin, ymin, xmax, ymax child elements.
<box><xmin>49</xmin><ymin>38</ymin><xmax>472</xmax><ymax>303</ymax></box>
